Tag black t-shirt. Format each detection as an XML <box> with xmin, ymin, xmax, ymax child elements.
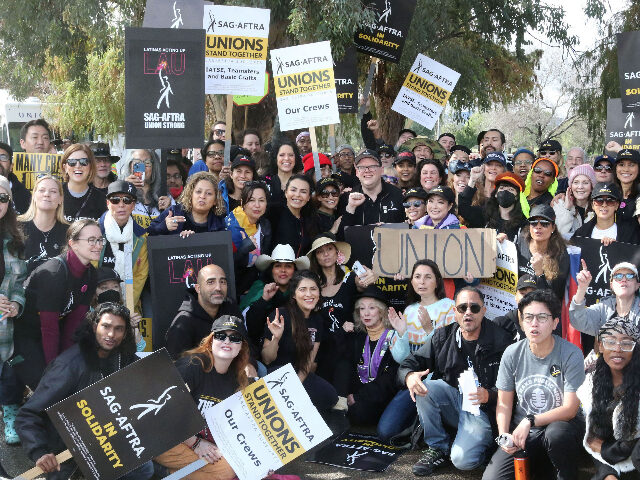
<box><xmin>17</xmin><ymin>256</ymin><xmax>97</xmax><ymax>339</ymax></box>
<box><xmin>63</xmin><ymin>184</ymin><xmax>107</xmax><ymax>222</ymax></box>
<box><xmin>101</xmin><ymin>242</ymin><xmax>117</xmax><ymax>270</ymax></box>
<box><xmin>263</xmin><ymin>308</ymin><xmax>323</xmax><ymax>369</ymax></box>
<box><xmin>21</xmin><ymin>220</ymin><xmax>69</xmax><ymax>275</ymax></box>
<box><xmin>461</xmin><ymin>337</ymin><xmax>478</xmax><ymax>371</ymax></box>
<box><xmin>176</xmin><ymin>355</ymin><xmax>239</xmax><ymax>442</ymax></box>
<box><xmin>228</xmin><ymin>196</ymin><xmax>241</xmax><ymax>212</ymax></box>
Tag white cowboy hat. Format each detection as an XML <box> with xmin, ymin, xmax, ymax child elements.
<box><xmin>256</xmin><ymin>244</ymin><xmax>310</xmax><ymax>272</ymax></box>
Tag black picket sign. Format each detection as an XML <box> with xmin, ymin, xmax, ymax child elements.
<box><xmin>333</xmin><ymin>47</ymin><xmax>359</xmax><ymax>113</ymax></box>
<box><xmin>617</xmin><ymin>31</ymin><xmax>640</xmax><ymax>112</ymax></box>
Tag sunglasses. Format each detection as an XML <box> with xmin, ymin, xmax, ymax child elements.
<box><xmin>593</xmin><ymin>197</ymin><xmax>618</xmax><ymax>206</ymax></box>
<box><xmin>529</xmin><ymin>219</ymin><xmax>552</xmax><ymax>227</ymax></box>
<box><xmin>533</xmin><ymin>166</ymin><xmax>554</xmax><ymax>177</ymax></box>
<box><xmin>379</xmin><ymin>153</ymin><xmax>394</xmax><ymax>158</ymax></box>
<box><xmin>594</xmin><ymin>164</ymin><xmax>612</xmax><ymax>172</ymax></box>
<box><xmin>0</xmin><ymin>193</ymin><xmax>9</xmax><ymax>204</ymax></box>
<box><xmin>612</xmin><ymin>272</ymin><xmax>637</xmax><ymax>281</ymax></box>
<box><xmin>539</xmin><ymin>150</ymin><xmax>557</xmax><ymax>156</ymax></box>
<box><xmin>320</xmin><ymin>191</ymin><xmax>339</xmax><ymax>198</ymax></box>
<box><xmin>403</xmin><ymin>200</ymin><xmax>425</xmax><ymax>208</ymax></box>
<box><xmin>0</xmin><ymin>154</ymin><xmax>9</xmax><ymax>163</ymax></box>
<box><xmin>109</xmin><ymin>196</ymin><xmax>135</xmax><ymax>205</ymax></box>
<box><xmin>213</xmin><ymin>331</ymin><xmax>243</xmax><ymax>344</ymax></box>
<box><xmin>66</xmin><ymin>158</ymin><xmax>90</xmax><ymax>167</ymax></box>
<box><xmin>455</xmin><ymin>302</ymin><xmax>482</xmax><ymax>314</ymax></box>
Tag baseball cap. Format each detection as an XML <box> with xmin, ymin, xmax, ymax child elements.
<box><xmin>516</xmin><ymin>274</ymin><xmax>537</xmax><ymax>291</ymax></box>
<box><xmin>378</xmin><ymin>143</ymin><xmax>396</xmax><ymax>156</ymax></box>
<box><xmin>450</xmin><ymin>145</ymin><xmax>471</xmax><ymax>155</ymax></box>
<box><xmin>494</xmin><ymin>172</ymin><xmax>525</xmax><ymax>192</ymax></box>
<box><xmin>616</xmin><ymin>149</ymin><xmax>640</xmax><ymax>164</ymax></box>
<box><xmin>594</xmin><ymin>155</ymin><xmax>615</xmax><ymax>167</ymax></box>
<box><xmin>538</xmin><ymin>139</ymin><xmax>562</xmax><ymax>153</ymax></box>
<box><xmin>426</xmin><ymin>185</ymin><xmax>455</xmax><ymax>204</ymax></box>
<box><xmin>231</xmin><ymin>154</ymin><xmax>256</xmax><ymax>171</ymax></box>
<box><xmin>96</xmin><ymin>267</ymin><xmax>123</xmax><ymax>285</ymax></box>
<box><xmin>529</xmin><ymin>204</ymin><xmax>555</xmax><ymax>223</ymax></box>
<box><xmin>483</xmin><ymin>152</ymin><xmax>507</xmax><ymax>168</ymax></box>
<box><xmin>393</xmin><ymin>151</ymin><xmax>416</xmax><ymax>166</ymax></box>
<box><xmin>611</xmin><ymin>262</ymin><xmax>639</xmax><ymax>279</ymax></box>
<box><xmin>210</xmin><ymin>315</ymin><xmax>248</xmax><ymax>340</ymax></box>
<box><xmin>591</xmin><ymin>182</ymin><xmax>622</xmax><ymax>201</ymax></box>
<box><xmin>403</xmin><ymin>187</ymin><xmax>428</xmax><ymax>202</ymax></box>
<box><xmin>355</xmin><ymin>148</ymin><xmax>381</xmax><ymax>165</ymax></box>
<box><xmin>107</xmin><ymin>180</ymin><xmax>137</xmax><ymax>198</ymax></box>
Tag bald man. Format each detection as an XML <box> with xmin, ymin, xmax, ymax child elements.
<box><xmin>165</xmin><ymin>264</ymin><xmax>242</xmax><ymax>359</ymax></box>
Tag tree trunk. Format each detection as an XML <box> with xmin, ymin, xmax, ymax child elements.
<box><xmin>372</xmin><ymin>61</ymin><xmax>405</xmax><ymax>145</ymax></box>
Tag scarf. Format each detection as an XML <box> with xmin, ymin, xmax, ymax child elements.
<box><xmin>104</xmin><ymin>212</ymin><xmax>133</xmax><ymax>301</ymax></box>
<box><xmin>233</xmin><ymin>206</ymin><xmax>258</xmax><ymax>237</ymax></box>
<box><xmin>358</xmin><ymin>329</ymin><xmax>392</xmax><ymax>384</ymax></box>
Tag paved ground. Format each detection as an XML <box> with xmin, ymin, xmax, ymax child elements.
<box><xmin>1</xmin><ymin>411</ymin><xmax>597</xmax><ymax>480</ymax></box>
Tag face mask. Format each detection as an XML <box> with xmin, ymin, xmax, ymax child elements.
<box><xmin>496</xmin><ymin>190</ymin><xmax>517</xmax><ymax>208</ymax></box>
<box><xmin>169</xmin><ymin>186</ymin><xmax>183</xmax><ymax>199</ymax></box>
<box><xmin>97</xmin><ymin>289</ymin><xmax>121</xmax><ymax>304</ymax></box>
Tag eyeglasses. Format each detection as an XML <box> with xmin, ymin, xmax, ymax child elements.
<box><xmin>379</xmin><ymin>153</ymin><xmax>394</xmax><ymax>158</ymax></box>
<box><xmin>539</xmin><ymin>150</ymin><xmax>557</xmax><ymax>156</ymax></box>
<box><xmin>167</xmin><ymin>173</ymin><xmax>182</xmax><ymax>180</ymax></box>
<box><xmin>601</xmin><ymin>337</ymin><xmax>636</xmax><ymax>351</ymax></box>
<box><xmin>593</xmin><ymin>197</ymin><xmax>618</xmax><ymax>206</ymax></box>
<box><xmin>612</xmin><ymin>273</ymin><xmax>637</xmax><ymax>281</ymax></box>
<box><xmin>522</xmin><ymin>313</ymin><xmax>553</xmax><ymax>324</ymax></box>
<box><xmin>76</xmin><ymin>237</ymin><xmax>105</xmax><ymax>246</ymax></box>
<box><xmin>529</xmin><ymin>219</ymin><xmax>552</xmax><ymax>227</ymax></box>
<box><xmin>455</xmin><ymin>303</ymin><xmax>482</xmax><ymax>314</ymax></box>
<box><xmin>66</xmin><ymin>158</ymin><xmax>90</xmax><ymax>167</ymax></box>
<box><xmin>403</xmin><ymin>200</ymin><xmax>425</xmax><ymax>208</ymax></box>
<box><xmin>0</xmin><ymin>155</ymin><xmax>9</xmax><ymax>163</ymax></box>
<box><xmin>213</xmin><ymin>331</ymin><xmax>243</xmax><ymax>344</ymax></box>
<box><xmin>320</xmin><ymin>191</ymin><xmax>339</xmax><ymax>198</ymax></box>
<box><xmin>206</xmin><ymin>151</ymin><xmax>224</xmax><ymax>158</ymax></box>
<box><xmin>0</xmin><ymin>193</ymin><xmax>9</xmax><ymax>204</ymax></box>
<box><xmin>594</xmin><ymin>164</ymin><xmax>612</xmax><ymax>172</ymax></box>
<box><xmin>355</xmin><ymin>164</ymin><xmax>380</xmax><ymax>172</ymax></box>
<box><xmin>533</xmin><ymin>166</ymin><xmax>554</xmax><ymax>177</ymax></box>
<box><xmin>338</xmin><ymin>152</ymin><xmax>355</xmax><ymax>158</ymax></box>
<box><xmin>213</xmin><ymin>129</ymin><xmax>225</xmax><ymax>136</ymax></box>
<box><xmin>108</xmin><ymin>196</ymin><xmax>135</xmax><ymax>205</ymax></box>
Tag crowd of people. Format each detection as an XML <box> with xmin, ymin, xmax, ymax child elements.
<box><xmin>0</xmin><ymin>116</ymin><xmax>638</xmax><ymax>480</ymax></box>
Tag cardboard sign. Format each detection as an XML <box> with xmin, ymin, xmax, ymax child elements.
<box><xmin>143</xmin><ymin>0</ymin><xmax>204</xmax><ymax>29</ymax></box>
<box><xmin>47</xmin><ymin>350</ymin><xmax>203</xmax><ymax>480</ymax></box>
<box><xmin>617</xmin><ymin>31</ymin><xmax>640</xmax><ymax>112</ymax></box>
<box><xmin>309</xmin><ymin>433</ymin><xmax>404</xmax><ymax>472</ymax></box>
<box><xmin>606</xmin><ymin>98</ymin><xmax>640</xmax><ymax>151</ymax></box>
<box><xmin>391</xmin><ymin>54</ymin><xmax>460</xmax><ymax>129</ymax></box>
<box><xmin>354</xmin><ymin>0</ymin><xmax>417</xmax><ymax>63</ymax></box>
<box><xmin>203</xmin><ymin>5</ymin><xmax>270</xmax><ymax>95</ymax></box>
<box><xmin>125</xmin><ymin>27</ymin><xmax>205</xmax><ymax>149</ymax></box>
<box><xmin>333</xmin><ymin>47</ymin><xmax>358</xmax><ymax>113</ymax></box>
<box><xmin>12</xmin><ymin>152</ymin><xmax>62</xmax><ymax>192</ymax></box>
<box><xmin>146</xmin><ymin>231</ymin><xmax>235</xmax><ymax>349</ymax></box>
<box><xmin>205</xmin><ymin>364</ymin><xmax>332</xmax><ymax>480</ymax></box>
<box><xmin>372</xmin><ymin>227</ymin><xmax>496</xmax><ymax>278</ymax></box>
<box><xmin>271</xmin><ymin>41</ymin><xmax>340</xmax><ymax>131</ymax></box>
<box><xmin>478</xmin><ymin>240</ymin><xmax>518</xmax><ymax>319</ymax></box>
<box><xmin>571</xmin><ymin>236</ymin><xmax>640</xmax><ymax>306</ymax></box>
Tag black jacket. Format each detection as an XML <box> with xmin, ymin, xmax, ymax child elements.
<box><xmin>337</xmin><ymin>180</ymin><xmax>405</xmax><ymax>239</ymax></box>
<box><xmin>16</xmin><ymin>324</ymin><xmax>137</xmax><ymax>462</ymax></box>
<box><xmin>244</xmin><ymin>288</ymin><xmax>289</xmax><ymax>349</ymax></box>
<box><xmin>165</xmin><ymin>289</ymin><xmax>242</xmax><ymax>359</ymax></box>
<box><xmin>10</xmin><ymin>172</ymin><xmax>31</xmax><ymax>215</ymax></box>
<box><xmin>233</xmin><ymin>216</ymin><xmax>273</xmax><ymax>298</ymax></box>
<box><xmin>397</xmin><ymin>318</ymin><xmax>513</xmax><ymax>413</ymax></box>
<box><xmin>572</xmin><ymin>216</ymin><xmax>640</xmax><ymax>245</ymax></box>
<box><xmin>492</xmin><ymin>309</ymin><xmax>524</xmax><ymax>343</ymax></box>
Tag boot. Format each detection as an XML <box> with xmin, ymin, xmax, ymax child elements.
<box><xmin>2</xmin><ymin>404</ymin><xmax>20</xmax><ymax>445</ymax></box>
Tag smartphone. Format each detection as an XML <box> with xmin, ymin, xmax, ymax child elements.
<box><xmin>352</xmin><ymin>260</ymin><xmax>367</xmax><ymax>278</ymax></box>
<box><xmin>133</xmin><ymin>162</ymin><xmax>146</xmax><ymax>183</ymax></box>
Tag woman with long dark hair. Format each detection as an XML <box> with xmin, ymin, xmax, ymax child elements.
<box><xmin>262</xmin><ymin>271</ymin><xmax>338</xmax><ymax>411</ymax></box>
<box><xmin>264</xmin><ymin>139</ymin><xmax>302</xmax><ymax>209</ymax></box>
<box><xmin>578</xmin><ymin>317</ymin><xmax>640</xmax><ymax>479</ymax></box>
<box><xmin>0</xmin><ymin>175</ymin><xmax>27</xmax><ymax>444</ymax></box>
<box><xmin>13</xmin><ymin>219</ymin><xmax>100</xmax><ymax>388</ymax></box>
<box><xmin>613</xmin><ymin>149</ymin><xmax>640</xmax><ymax>223</ymax></box>
<box><xmin>155</xmin><ymin>316</ymin><xmax>249</xmax><ymax>480</ymax></box>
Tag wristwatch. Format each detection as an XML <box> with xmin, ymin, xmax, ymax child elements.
<box><xmin>526</xmin><ymin>413</ymin><xmax>536</xmax><ymax>427</ymax></box>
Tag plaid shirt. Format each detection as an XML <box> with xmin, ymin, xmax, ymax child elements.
<box><xmin>0</xmin><ymin>238</ymin><xmax>27</xmax><ymax>361</ymax></box>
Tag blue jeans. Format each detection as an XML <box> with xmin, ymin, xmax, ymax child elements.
<box><xmin>415</xmin><ymin>379</ymin><xmax>493</xmax><ymax>470</ymax></box>
<box><xmin>377</xmin><ymin>389</ymin><xmax>417</xmax><ymax>442</ymax></box>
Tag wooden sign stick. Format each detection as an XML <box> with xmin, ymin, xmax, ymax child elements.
<box><xmin>309</xmin><ymin>127</ymin><xmax>321</xmax><ymax>182</ymax></box>
<box><xmin>328</xmin><ymin>124</ymin><xmax>337</xmax><ymax>172</ymax></box>
<box><xmin>14</xmin><ymin>450</ymin><xmax>73</xmax><ymax>480</ymax></box>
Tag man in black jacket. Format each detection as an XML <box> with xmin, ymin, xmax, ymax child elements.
<box><xmin>165</xmin><ymin>263</ymin><xmax>242</xmax><ymax>359</ymax></box>
<box><xmin>15</xmin><ymin>303</ymin><xmax>153</xmax><ymax>480</ymax></box>
<box><xmin>492</xmin><ymin>274</ymin><xmax>536</xmax><ymax>342</ymax></box>
<box><xmin>398</xmin><ymin>287</ymin><xmax>513</xmax><ymax>477</ymax></box>
<box><xmin>337</xmin><ymin>148</ymin><xmax>405</xmax><ymax>239</ymax></box>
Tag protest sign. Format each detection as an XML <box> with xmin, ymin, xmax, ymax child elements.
<box><xmin>147</xmin><ymin>231</ymin><xmax>234</xmax><ymax>348</ymax></box>
<box><xmin>233</xmin><ymin>73</ymin><xmax>269</xmax><ymax>106</ymax></box>
<box><xmin>606</xmin><ymin>98</ymin><xmax>640</xmax><ymax>151</ymax></box>
<box><xmin>571</xmin><ymin>236</ymin><xmax>640</xmax><ymax>306</ymax></box>
<box><xmin>354</xmin><ymin>0</ymin><xmax>417</xmax><ymax>63</ymax></box>
<box><xmin>203</xmin><ymin>5</ymin><xmax>270</xmax><ymax>95</ymax></box>
<box><xmin>478</xmin><ymin>240</ymin><xmax>518</xmax><ymax>319</ymax></box>
<box><xmin>12</xmin><ymin>152</ymin><xmax>62</xmax><ymax>192</ymax></box>
<box><xmin>333</xmin><ymin>47</ymin><xmax>359</xmax><ymax>113</ymax></box>
<box><xmin>309</xmin><ymin>433</ymin><xmax>404</xmax><ymax>472</ymax></box>
<box><xmin>205</xmin><ymin>364</ymin><xmax>332</xmax><ymax>480</ymax></box>
<box><xmin>47</xmin><ymin>349</ymin><xmax>203</xmax><ymax>480</ymax></box>
<box><xmin>391</xmin><ymin>54</ymin><xmax>460</xmax><ymax>130</ymax></box>
<box><xmin>125</xmin><ymin>27</ymin><xmax>204</xmax><ymax>149</ymax></box>
<box><xmin>271</xmin><ymin>41</ymin><xmax>340</xmax><ymax>131</ymax></box>
<box><xmin>617</xmin><ymin>31</ymin><xmax>640</xmax><ymax>112</ymax></box>
<box><xmin>143</xmin><ymin>0</ymin><xmax>204</xmax><ymax>29</ymax></box>
<box><xmin>372</xmin><ymin>227</ymin><xmax>496</xmax><ymax>279</ymax></box>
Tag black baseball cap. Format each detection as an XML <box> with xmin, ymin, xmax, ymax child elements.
<box><xmin>393</xmin><ymin>151</ymin><xmax>416</xmax><ymax>166</ymax></box>
<box><xmin>616</xmin><ymin>149</ymin><xmax>640</xmax><ymax>164</ymax></box>
<box><xmin>230</xmin><ymin>154</ymin><xmax>256</xmax><ymax>171</ymax></box>
<box><xmin>90</xmin><ymin>142</ymin><xmax>120</xmax><ymax>162</ymax></box>
<box><xmin>355</xmin><ymin>148</ymin><xmax>381</xmax><ymax>165</ymax></box>
<box><xmin>211</xmin><ymin>315</ymin><xmax>248</xmax><ymax>340</ymax></box>
<box><xmin>591</xmin><ymin>182</ymin><xmax>622</xmax><ymax>201</ymax></box>
<box><xmin>539</xmin><ymin>139</ymin><xmax>562</xmax><ymax>153</ymax></box>
<box><xmin>378</xmin><ymin>143</ymin><xmax>396</xmax><ymax>156</ymax></box>
<box><xmin>594</xmin><ymin>155</ymin><xmax>615</xmax><ymax>167</ymax></box>
<box><xmin>426</xmin><ymin>185</ymin><xmax>455</xmax><ymax>204</ymax></box>
<box><xmin>96</xmin><ymin>267</ymin><xmax>123</xmax><ymax>285</ymax></box>
<box><xmin>403</xmin><ymin>187</ymin><xmax>428</xmax><ymax>202</ymax></box>
<box><xmin>107</xmin><ymin>180</ymin><xmax>137</xmax><ymax>198</ymax></box>
<box><xmin>529</xmin><ymin>204</ymin><xmax>556</xmax><ymax>222</ymax></box>
<box><xmin>317</xmin><ymin>177</ymin><xmax>340</xmax><ymax>192</ymax></box>
<box><xmin>450</xmin><ymin>145</ymin><xmax>471</xmax><ymax>155</ymax></box>
<box><xmin>516</xmin><ymin>274</ymin><xmax>536</xmax><ymax>291</ymax></box>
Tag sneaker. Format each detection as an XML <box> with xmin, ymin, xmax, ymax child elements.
<box><xmin>2</xmin><ymin>404</ymin><xmax>20</xmax><ymax>445</ymax></box>
<box><xmin>412</xmin><ymin>446</ymin><xmax>448</xmax><ymax>476</ymax></box>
